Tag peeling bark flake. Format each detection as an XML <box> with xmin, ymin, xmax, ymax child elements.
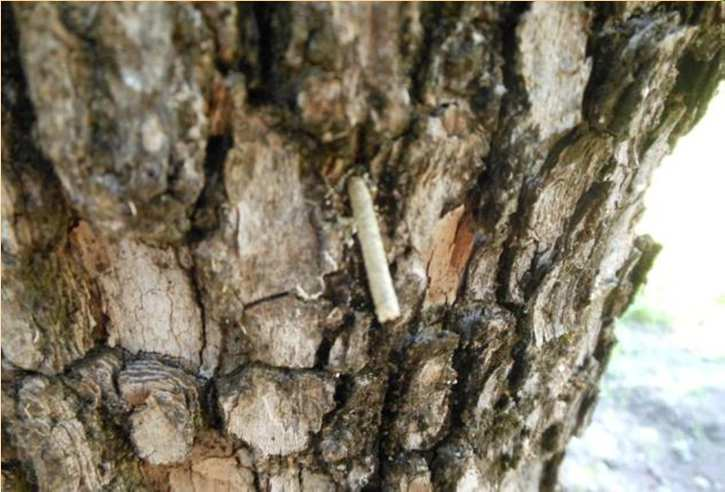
<box><xmin>424</xmin><ymin>205</ymin><xmax>476</xmax><ymax>308</ymax></box>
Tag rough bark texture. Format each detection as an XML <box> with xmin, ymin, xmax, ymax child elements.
<box><xmin>1</xmin><ymin>2</ymin><xmax>721</xmax><ymax>491</ymax></box>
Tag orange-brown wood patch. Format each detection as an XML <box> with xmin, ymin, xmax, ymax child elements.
<box><xmin>424</xmin><ymin>205</ymin><xmax>476</xmax><ymax>308</ymax></box>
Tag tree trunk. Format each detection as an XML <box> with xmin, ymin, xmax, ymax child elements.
<box><xmin>1</xmin><ymin>3</ymin><xmax>721</xmax><ymax>491</ymax></box>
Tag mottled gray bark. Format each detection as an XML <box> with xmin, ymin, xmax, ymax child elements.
<box><xmin>1</xmin><ymin>2</ymin><xmax>721</xmax><ymax>491</ymax></box>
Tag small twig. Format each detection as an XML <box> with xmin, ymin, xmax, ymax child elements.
<box><xmin>347</xmin><ymin>177</ymin><xmax>400</xmax><ymax>323</ymax></box>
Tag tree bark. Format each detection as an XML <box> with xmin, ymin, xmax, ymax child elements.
<box><xmin>1</xmin><ymin>2</ymin><xmax>721</xmax><ymax>491</ymax></box>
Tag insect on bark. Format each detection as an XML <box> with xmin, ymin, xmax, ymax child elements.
<box><xmin>347</xmin><ymin>177</ymin><xmax>400</xmax><ymax>323</ymax></box>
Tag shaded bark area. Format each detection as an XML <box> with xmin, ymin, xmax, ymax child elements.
<box><xmin>1</xmin><ymin>2</ymin><xmax>721</xmax><ymax>491</ymax></box>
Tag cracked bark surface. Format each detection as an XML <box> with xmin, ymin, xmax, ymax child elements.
<box><xmin>1</xmin><ymin>3</ymin><xmax>721</xmax><ymax>491</ymax></box>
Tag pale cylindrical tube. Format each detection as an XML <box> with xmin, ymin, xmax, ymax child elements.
<box><xmin>348</xmin><ymin>177</ymin><xmax>401</xmax><ymax>323</ymax></box>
